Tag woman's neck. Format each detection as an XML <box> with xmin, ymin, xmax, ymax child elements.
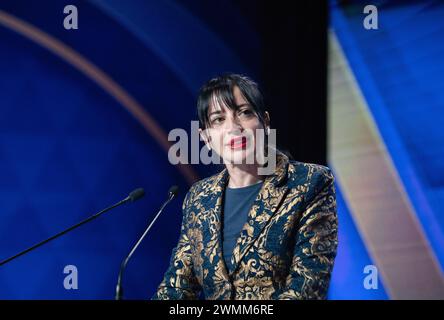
<box><xmin>225</xmin><ymin>163</ymin><xmax>264</xmax><ymax>188</ymax></box>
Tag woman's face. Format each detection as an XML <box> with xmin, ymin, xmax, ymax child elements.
<box><xmin>200</xmin><ymin>86</ymin><xmax>269</xmax><ymax>165</ymax></box>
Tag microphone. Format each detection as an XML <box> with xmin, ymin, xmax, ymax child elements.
<box><xmin>0</xmin><ymin>188</ymin><xmax>146</xmax><ymax>267</ymax></box>
<box><xmin>115</xmin><ymin>185</ymin><xmax>179</xmax><ymax>300</ymax></box>
<box><xmin>127</xmin><ymin>188</ymin><xmax>145</xmax><ymax>202</ymax></box>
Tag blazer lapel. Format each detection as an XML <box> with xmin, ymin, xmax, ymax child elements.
<box><xmin>199</xmin><ymin>169</ymin><xmax>232</xmax><ymax>294</ymax></box>
<box><xmin>228</xmin><ymin>155</ymin><xmax>290</xmax><ymax>275</ymax></box>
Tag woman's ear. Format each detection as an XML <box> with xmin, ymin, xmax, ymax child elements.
<box><xmin>199</xmin><ymin>128</ymin><xmax>212</xmax><ymax>150</ymax></box>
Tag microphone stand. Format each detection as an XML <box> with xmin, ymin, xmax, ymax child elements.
<box><xmin>115</xmin><ymin>186</ymin><xmax>178</xmax><ymax>300</ymax></box>
<box><xmin>0</xmin><ymin>188</ymin><xmax>145</xmax><ymax>267</ymax></box>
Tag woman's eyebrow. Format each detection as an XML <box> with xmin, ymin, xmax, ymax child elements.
<box><xmin>208</xmin><ymin>110</ymin><xmax>223</xmax><ymax>116</ymax></box>
<box><xmin>209</xmin><ymin>103</ymin><xmax>250</xmax><ymax>116</ymax></box>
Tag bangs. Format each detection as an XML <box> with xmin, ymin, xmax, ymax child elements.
<box><xmin>197</xmin><ymin>74</ymin><xmax>265</xmax><ymax>129</ymax></box>
<box><xmin>208</xmin><ymin>86</ymin><xmax>237</xmax><ymax>114</ymax></box>
<box><xmin>198</xmin><ymin>82</ymin><xmax>235</xmax><ymax>129</ymax></box>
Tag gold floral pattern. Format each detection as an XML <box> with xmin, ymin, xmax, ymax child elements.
<box><xmin>152</xmin><ymin>153</ymin><xmax>338</xmax><ymax>300</ymax></box>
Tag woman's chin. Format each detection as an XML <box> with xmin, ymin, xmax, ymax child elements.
<box><xmin>222</xmin><ymin>149</ymin><xmax>256</xmax><ymax>165</ymax></box>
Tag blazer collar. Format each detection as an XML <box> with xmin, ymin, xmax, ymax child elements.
<box><xmin>209</xmin><ymin>151</ymin><xmax>289</xmax><ymax>192</ymax></box>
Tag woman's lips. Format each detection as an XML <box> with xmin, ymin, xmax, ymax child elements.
<box><xmin>229</xmin><ymin>136</ymin><xmax>247</xmax><ymax>149</ymax></box>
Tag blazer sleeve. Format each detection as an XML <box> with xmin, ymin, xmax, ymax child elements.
<box><xmin>277</xmin><ymin>168</ymin><xmax>338</xmax><ymax>300</ymax></box>
<box><xmin>151</xmin><ymin>188</ymin><xmax>202</xmax><ymax>300</ymax></box>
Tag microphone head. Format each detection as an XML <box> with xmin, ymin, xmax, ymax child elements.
<box><xmin>128</xmin><ymin>188</ymin><xmax>145</xmax><ymax>202</ymax></box>
<box><xmin>168</xmin><ymin>185</ymin><xmax>179</xmax><ymax>199</ymax></box>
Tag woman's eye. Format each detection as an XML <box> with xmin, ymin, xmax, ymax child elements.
<box><xmin>239</xmin><ymin>109</ymin><xmax>253</xmax><ymax>117</ymax></box>
<box><xmin>211</xmin><ymin>117</ymin><xmax>224</xmax><ymax>124</ymax></box>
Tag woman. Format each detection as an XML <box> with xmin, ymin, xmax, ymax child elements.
<box><xmin>152</xmin><ymin>74</ymin><xmax>338</xmax><ymax>300</ymax></box>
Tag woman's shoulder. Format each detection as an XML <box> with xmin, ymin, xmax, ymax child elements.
<box><xmin>286</xmin><ymin>160</ymin><xmax>335</xmax><ymax>190</ymax></box>
<box><xmin>276</xmin><ymin>160</ymin><xmax>336</xmax><ymax>211</ymax></box>
<box><xmin>183</xmin><ymin>169</ymin><xmax>226</xmax><ymax>201</ymax></box>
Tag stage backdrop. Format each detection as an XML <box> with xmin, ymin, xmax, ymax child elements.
<box><xmin>0</xmin><ymin>0</ymin><xmax>328</xmax><ymax>299</ymax></box>
<box><xmin>328</xmin><ymin>0</ymin><xmax>444</xmax><ymax>299</ymax></box>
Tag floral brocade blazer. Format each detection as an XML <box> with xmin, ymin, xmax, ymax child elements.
<box><xmin>152</xmin><ymin>154</ymin><xmax>338</xmax><ymax>300</ymax></box>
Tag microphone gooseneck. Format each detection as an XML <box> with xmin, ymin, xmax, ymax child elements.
<box><xmin>115</xmin><ymin>185</ymin><xmax>179</xmax><ymax>300</ymax></box>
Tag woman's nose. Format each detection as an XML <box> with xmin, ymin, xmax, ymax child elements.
<box><xmin>226</xmin><ymin>115</ymin><xmax>243</xmax><ymax>133</ymax></box>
